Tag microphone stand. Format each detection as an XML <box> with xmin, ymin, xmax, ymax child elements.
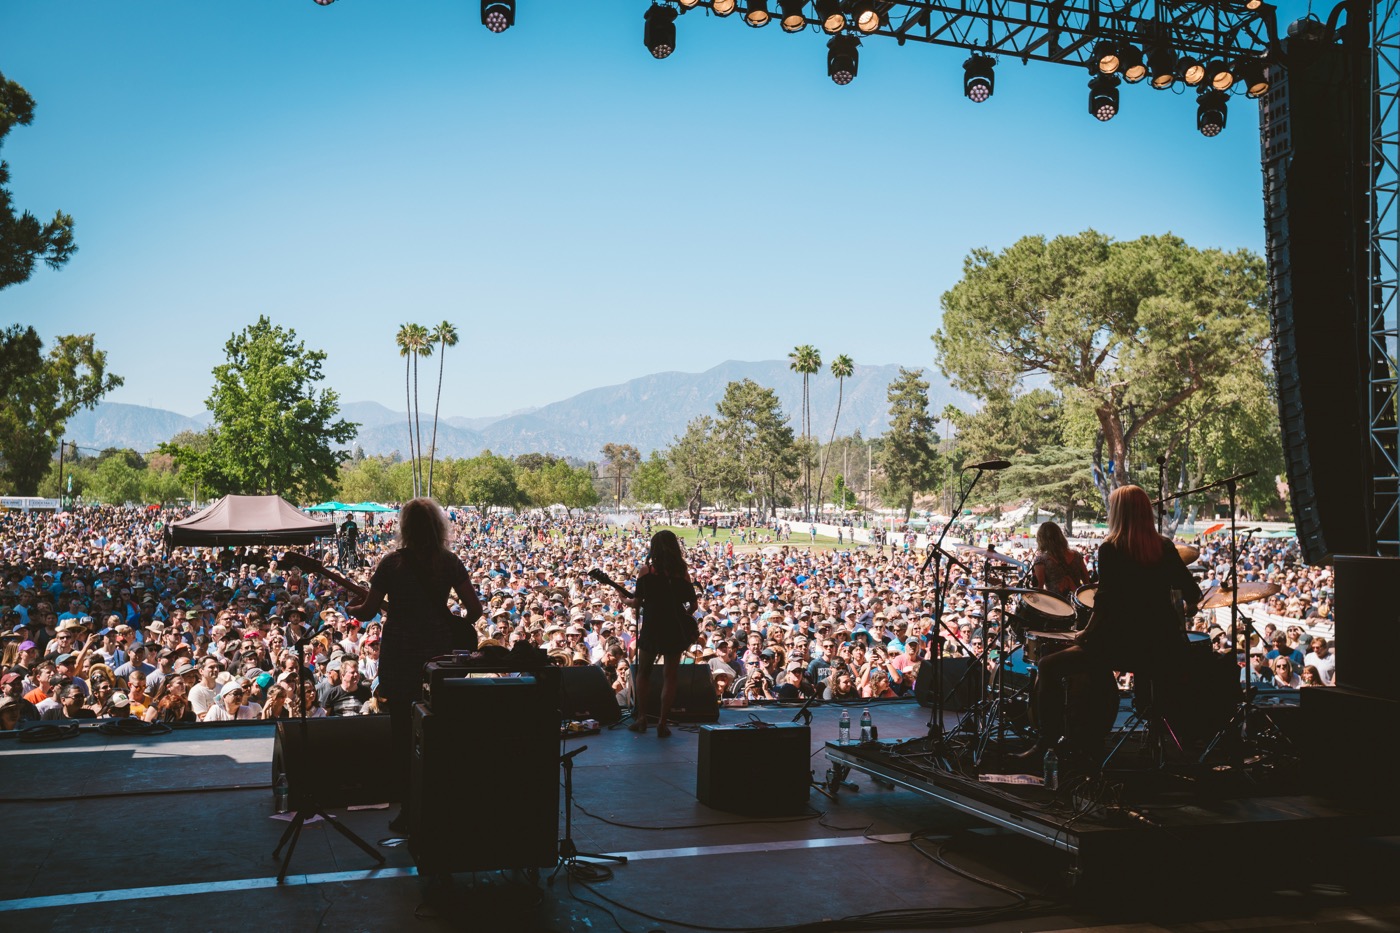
<box><xmin>272</xmin><ymin>621</ymin><xmax>384</xmax><ymax>883</ymax></box>
<box><xmin>913</xmin><ymin>465</ymin><xmax>991</xmax><ymax>766</ymax></box>
<box><xmin>1156</xmin><ymin>455</ymin><xmax>1169</xmax><ymax>535</ymax></box>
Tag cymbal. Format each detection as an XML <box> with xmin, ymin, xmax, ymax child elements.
<box><xmin>1199</xmin><ymin>581</ymin><xmax>1281</xmax><ymax>610</ymax></box>
<box><xmin>1176</xmin><ymin>544</ymin><xmax>1200</xmax><ymax>564</ymax></box>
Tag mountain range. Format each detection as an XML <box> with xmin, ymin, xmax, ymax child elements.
<box><xmin>62</xmin><ymin>360</ymin><xmax>968</xmax><ymax>462</ymax></box>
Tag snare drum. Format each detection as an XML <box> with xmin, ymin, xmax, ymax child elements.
<box><xmin>1024</xmin><ymin>629</ymin><xmax>1076</xmax><ymax>665</ymax></box>
<box><xmin>1013</xmin><ymin>591</ymin><xmax>1077</xmax><ymax>633</ymax></box>
<box><xmin>1072</xmin><ymin>585</ymin><xmax>1097</xmax><ymax>629</ymax></box>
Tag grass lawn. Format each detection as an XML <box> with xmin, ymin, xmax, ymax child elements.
<box><xmin>653</xmin><ymin>525</ymin><xmax>854</xmax><ymax>553</ymax></box>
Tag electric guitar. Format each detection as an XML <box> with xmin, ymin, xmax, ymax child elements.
<box><xmin>276</xmin><ymin>552</ymin><xmax>370</xmax><ymax>600</ymax></box>
<box><xmin>587</xmin><ymin>568</ymin><xmax>636</xmax><ymax>600</ymax></box>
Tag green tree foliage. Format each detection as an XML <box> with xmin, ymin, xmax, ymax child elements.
<box><xmin>1</xmin><ymin>74</ymin><xmax>77</xmax><ymax>291</ymax></box>
<box><xmin>789</xmin><ymin>345</ymin><xmax>821</xmax><ymax>518</ymax></box>
<box><xmin>831</xmin><ymin>474</ymin><xmax>859</xmax><ymax>511</ymax></box>
<box><xmin>167</xmin><ymin>317</ymin><xmax>356</xmax><ymax>502</ymax></box>
<box><xmin>993</xmin><ymin>447</ymin><xmax>1100</xmax><ymax>535</ymax></box>
<box><xmin>715</xmin><ymin>379</ymin><xmax>798</xmax><ymax>520</ymax></box>
<box><xmin>815</xmin><ymin>353</ymin><xmax>854</xmax><ymax>514</ymax></box>
<box><xmin>598</xmin><ymin>442</ymin><xmax>641</xmax><ymax>509</ymax></box>
<box><xmin>88</xmin><ymin>455</ymin><xmax>143</xmax><ymax>505</ymax></box>
<box><xmin>516</xmin><ymin>456</ymin><xmax>599</xmax><ymax>509</ymax></box>
<box><xmin>457</xmin><ymin>451</ymin><xmax>522</xmax><ymax>509</ymax></box>
<box><xmin>881</xmin><ymin>368</ymin><xmax>940</xmax><ymax>521</ymax></box>
<box><xmin>935</xmin><ymin>231</ymin><xmax>1271</xmax><ymax>507</ymax></box>
<box><xmin>669</xmin><ymin>416</ymin><xmax>722</xmax><ymax>521</ymax></box>
<box><xmin>0</xmin><ymin>326</ymin><xmax>122</xmax><ymax>495</ymax></box>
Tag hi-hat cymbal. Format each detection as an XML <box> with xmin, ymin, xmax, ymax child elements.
<box><xmin>969</xmin><ymin>586</ymin><xmax>1041</xmax><ymax>597</ymax></box>
<box><xmin>958</xmin><ymin>545</ymin><xmax>1028</xmax><ymax>569</ymax></box>
<box><xmin>1199</xmin><ymin>581</ymin><xmax>1281</xmax><ymax>610</ymax></box>
<box><xmin>1176</xmin><ymin>544</ymin><xmax>1200</xmax><ymax>565</ymax></box>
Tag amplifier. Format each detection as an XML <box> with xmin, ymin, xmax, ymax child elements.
<box><xmin>696</xmin><ymin>722</ymin><xmax>810</xmax><ymax>817</ymax></box>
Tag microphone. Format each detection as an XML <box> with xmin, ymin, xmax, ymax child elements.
<box><xmin>965</xmin><ymin>459</ymin><xmax>1012</xmax><ymax>471</ymax></box>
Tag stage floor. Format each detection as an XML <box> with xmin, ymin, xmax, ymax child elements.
<box><xmin>2</xmin><ymin>700</ymin><xmax>1398</xmax><ymax>933</ymax></box>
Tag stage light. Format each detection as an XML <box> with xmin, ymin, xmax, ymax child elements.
<box><xmin>814</xmin><ymin>0</ymin><xmax>844</xmax><ymax>33</ymax></box>
<box><xmin>1088</xmin><ymin>73</ymin><xmax>1120</xmax><ymax>122</ymax></box>
<box><xmin>1179</xmin><ymin>57</ymin><xmax>1205</xmax><ymax>86</ymax></box>
<box><xmin>1118</xmin><ymin>44</ymin><xmax>1147</xmax><ymax>83</ymax></box>
<box><xmin>780</xmin><ymin>0</ymin><xmax>806</xmax><ymax>32</ymax></box>
<box><xmin>963</xmin><ymin>53</ymin><xmax>995</xmax><ymax>103</ymax></box>
<box><xmin>853</xmin><ymin>1</ymin><xmax>880</xmax><ymax>34</ymax></box>
<box><xmin>828</xmin><ymin>35</ymin><xmax>859</xmax><ymax>85</ymax></box>
<box><xmin>745</xmin><ymin>0</ymin><xmax>771</xmax><ymax>27</ymax></box>
<box><xmin>1148</xmin><ymin>43</ymin><xmax>1177</xmax><ymax>89</ymax></box>
<box><xmin>1239</xmin><ymin>58</ymin><xmax>1270</xmax><ymax>98</ymax></box>
<box><xmin>1197</xmin><ymin>88</ymin><xmax>1227</xmax><ymax>136</ymax></box>
<box><xmin>1092</xmin><ymin>40</ymin><xmax>1120</xmax><ymax>74</ymax></box>
<box><xmin>481</xmin><ymin>0</ymin><xmax>514</xmax><ymax>33</ymax></box>
<box><xmin>644</xmin><ymin>4</ymin><xmax>678</xmax><ymax>59</ymax></box>
<box><xmin>713</xmin><ymin>0</ymin><xmax>736</xmax><ymax>15</ymax></box>
<box><xmin>1246</xmin><ymin>0</ymin><xmax>1264</xmax><ymax>9</ymax></box>
<box><xmin>678</xmin><ymin>0</ymin><xmax>700</xmax><ymax>6</ymax></box>
<box><xmin>1205</xmin><ymin>60</ymin><xmax>1234</xmax><ymax>90</ymax></box>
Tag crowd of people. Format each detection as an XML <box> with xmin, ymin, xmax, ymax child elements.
<box><xmin>0</xmin><ymin>500</ymin><xmax>1341</xmax><ymax>733</ymax></box>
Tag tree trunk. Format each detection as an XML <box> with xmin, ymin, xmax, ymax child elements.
<box><xmin>412</xmin><ymin>354</ymin><xmax>425</xmax><ymax>496</ymax></box>
<box><xmin>404</xmin><ymin>358</ymin><xmax>417</xmax><ymax>497</ymax></box>
<box><xmin>817</xmin><ymin>377</ymin><xmax>844</xmax><ymax>523</ymax></box>
<box><xmin>428</xmin><ymin>341</ymin><xmax>446</xmax><ymax>498</ymax></box>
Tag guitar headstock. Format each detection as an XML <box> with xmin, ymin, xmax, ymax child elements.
<box><xmin>278</xmin><ymin>552</ymin><xmax>325</xmax><ymax>576</ymax></box>
<box><xmin>587</xmin><ymin>568</ymin><xmax>611</xmax><ymax>586</ymax></box>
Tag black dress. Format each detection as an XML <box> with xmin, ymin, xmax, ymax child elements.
<box><xmin>370</xmin><ymin>549</ymin><xmax>481</xmax><ymax>703</ymax></box>
<box><xmin>635</xmin><ymin>572</ymin><xmax>697</xmax><ymax>657</ymax></box>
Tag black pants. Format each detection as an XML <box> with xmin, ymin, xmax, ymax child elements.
<box><xmin>1032</xmin><ymin>645</ymin><xmax>1108</xmax><ymax>745</ymax></box>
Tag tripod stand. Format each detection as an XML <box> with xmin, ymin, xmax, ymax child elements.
<box><xmin>272</xmin><ymin>625</ymin><xmax>385</xmax><ymax>883</ymax></box>
<box><xmin>549</xmin><ymin>745</ymin><xmax>627</xmax><ymax>883</ymax></box>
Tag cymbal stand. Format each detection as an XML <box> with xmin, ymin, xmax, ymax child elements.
<box><xmin>971</xmin><ymin>588</ymin><xmax>1029</xmax><ymax>769</ymax></box>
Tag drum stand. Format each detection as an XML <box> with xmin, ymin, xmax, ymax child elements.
<box><xmin>968</xmin><ymin>588</ymin><xmax>1035</xmax><ymax>769</ymax></box>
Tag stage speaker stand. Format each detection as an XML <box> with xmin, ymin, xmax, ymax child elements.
<box><xmin>646</xmin><ymin>662</ymin><xmax>719</xmax><ymax>723</ymax></box>
<box><xmin>1333</xmin><ymin>556</ymin><xmax>1400</xmax><ymax>701</ymax></box>
<box><xmin>697</xmin><ymin>722</ymin><xmax>810</xmax><ymax>816</ymax></box>
<box><xmin>410</xmin><ymin>668</ymin><xmax>560</xmax><ymax>873</ymax></box>
<box><xmin>560</xmin><ymin>665</ymin><xmax>623</xmax><ymax>725</ymax></box>
<box><xmin>915</xmin><ymin>658</ymin><xmax>979</xmax><ymax>711</ymax></box>
<box><xmin>272</xmin><ymin>714</ymin><xmax>395</xmax><ymax>812</ymax></box>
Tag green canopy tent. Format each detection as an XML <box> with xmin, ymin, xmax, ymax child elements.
<box><xmin>305</xmin><ymin>501</ymin><xmax>349</xmax><ymax>513</ymax></box>
<box><xmin>347</xmin><ymin>502</ymin><xmax>397</xmax><ymax>513</ymax></box>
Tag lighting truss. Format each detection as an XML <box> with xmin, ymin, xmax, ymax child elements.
<box><xmin>674</xmin><ymin>1</ymin><xmax>1278</xmax><ymax>68</ymax></box>
<box><xmin>1370</xmin><ymin>0</ymin><xmax>1400</xmax><ymax>554</ymax></box>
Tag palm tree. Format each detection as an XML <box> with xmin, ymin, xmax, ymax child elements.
<box><xmin>408</xmin><ymin>323</ymin><xmax>433</xmax><ymax>497</ymax></box>
<box><xmin>395</xmin><ymin>323</ymin><xmax>420</xmax><ymax>496</ymax></box>
<box><xmin>426</xmin><ymin>320</ymin><xmax>459</xmax><ymax>499</ymax></box>
<box><xmin>788</xmin><ymin>345</ymin><xmax>821</xmax><ymax>519</ymax></box>
<box><xmin>816</xmin><ymin>354</ymin><xmax>854</xmax><ymax>516</ymax></box>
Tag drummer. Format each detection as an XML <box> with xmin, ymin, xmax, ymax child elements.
<box><xmin>1031</xmin><ymin>522</ymin><xmax>1091</xmax><ymax>598</ymax></box>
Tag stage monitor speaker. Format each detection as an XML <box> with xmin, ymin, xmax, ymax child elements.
<box><xmin>1299</xmin><ymin>685</ymin><xmax>1399</xmax><ymax>813</ymax></box>
<box><xmin>272</xmin><ymin>714</ymin><xmax>395</xmax><ymax>812</ymax></box>
<box><xmin>646</xmin><ymin>662</ymin><xmax>719</xmax><ymax>723</ymax></box>
<box><xmin>1262</xmin><ymin>39</ymin><xmax>1377</xmax><ymax>562</ymax></box>
<box><xmin>409</xmin><ymin>671</ymin><xmax>559</xmax><ymax>873</ymax></box>
<box><xmin>1333</xmin><ymin>556</ymin><xmax>1400</xmax><ymax>700</ymax></box>
<box><xmin>696</xmin><ymin>722</ymin><xmax>810</xmax><ymax>816</ymax></box>
<box><xmin>915</xmin><ymin>658</ymin><xmax>979</xmax><ymax>711</ymax></box>
<box><xmin>561</xmin><ymin>665</ymin><xmax>623</xmax><ymax>725</ymax></box>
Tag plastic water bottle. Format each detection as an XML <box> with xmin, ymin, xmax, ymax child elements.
<box><xmin>860</xmin><ymin>708</ymin><xmax>872</xmax><ymax>743</ymax></box>
<box><xmin>838</xmin><ymin>709</ymin><xmax>851</xmax><ymax>745</ymax></box>
<box><xmin>1043</xmin><ymin>748</ymin><xmax>1059</xmax><ymax>792</ymax></box>
<box><xmin>274</xmin><ymin>771</ymin><xmax>290</xmax><ymax>814</ymax></box>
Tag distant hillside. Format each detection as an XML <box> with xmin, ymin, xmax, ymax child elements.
<box><xmin>69</xmin><ymin>360</ymin><xmax>968</xmax><ymax>460</ymax></box>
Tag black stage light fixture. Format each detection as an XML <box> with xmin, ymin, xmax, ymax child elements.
<box><xmin>313</xmin><ymin>0</ymin><xmax>336</xmax><ymax>6</ymax></box>
<box><xmin>1239</xmin><ymin>58</ymin><xmax>1270</xmax><ymax>98</ymax></box>
<box><xmin>780</xmin><ymin>0</ymin><xmax>806</xmax><ymax>32</ymax></box>
<box><xmin>963</xmin><ymin>53</ymin><xmax>995</xmax><ymax>103</ymax></box>
<box><xmin>1197</xmin><ymin>88</ymin><xmax>1227</xmax><ymax>136</ymax></box>
<box><xmin>853</xmin><ymin>1</ymin><xmax>880</xmax><ymax>34</ymax></box>
<box><xmin>814</xmin><ymin>0</ymin><xmax>844</xmax><ymax>33</ymax></box>
<box><xmin>1088</xmin><ymin>72</ymin><xmax>1120</xmax><ymax>121</ymax></box>
<box><xmin>481</xmin><ymin>0</ymin><xmax>514</xmax><ymax>33</ymax></box>
<box><xmin>1092</xmin><ymin>40</ymin><xmax>1120</xmax><ymax>74</ymax></box>
<box><xmin>644</xmin><ymin>4</ymin><xmax>678</xmax><ymax>59</ymax></box>
<box><xmin>1180</xmin><ymin>56</ymin><xmax>1206</xmax><ymax>86</ymax></box>
<box><xmin>713</xmin><ymin>0</ymin><xmax>736</xmax><ymax>15</ymax></box>
<box><xmin>1148</xmin><ymin>43</ymin><xmax>1177</xmax><ymax>88</ymax></box>
<box><xmin>1118</xmin><ymin>44</ymin><xmax>1147</xmax><ymax>83</ymax></box>
<box><xmin>828</xmin><ymin>35</ymin><xmax>859</xmax><ymax>85</ymax></box>
<box><xmin>1205</xmin><ymin>59</ymin><xmax>1234</xmax><ymax>90</ymax></box>
<box><xmin>678</xmin><ymin>0</ymin><xmax>699</xmax><ymax>6</ymax></box>
<box><xmin>745</xmin><ymin>0</ymin><xmax>771</xmax><ymax>27</ymax></box>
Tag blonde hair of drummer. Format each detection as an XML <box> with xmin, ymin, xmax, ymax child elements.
<box><xmin>1104</xmin><ymin>485</ymin><xmax>1163</xmax><ymax>565</ymax></box>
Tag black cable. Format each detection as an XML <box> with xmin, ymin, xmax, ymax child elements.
<box><xmin>573</xmin><ymin>797</ymin><xmax>822</xmax><ymax>831</ymax></box>
<box><xmin>15</xmin><ymin>723</ymin><xmax>81</xmax><ymax>743</ymax></box>
<box><xmin>96</xmin><ymin>719</ymin><xmax>172</xmax><ymax>737</ymax></box>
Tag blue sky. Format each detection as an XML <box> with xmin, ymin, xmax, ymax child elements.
<box><xmin>1</xmin><ymin>0</ymin><xmax>1310</xmax><ymax>417</ymax></box>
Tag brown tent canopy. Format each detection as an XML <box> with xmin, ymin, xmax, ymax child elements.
<box><xmin>165</xmin><ymin>495</ymin><xmax>335</xmax><ymax>547</ymax></box>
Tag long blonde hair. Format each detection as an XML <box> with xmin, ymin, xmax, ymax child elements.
<box><xmin>397</xmin><ymin>497</ymin><xmax>451</xmax><ymax>553</ymax></box>
<box><xmin>1104</xmin><ymin>485</ymin><xmax>1162</xmax><ymax>565</ymax></box>
<box><xmin>1035</xmin><ymin>522</ymin><xmax>1071</xmax><ymax>564</ymax></box>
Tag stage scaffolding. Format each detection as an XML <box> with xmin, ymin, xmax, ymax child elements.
<box><xmin>1371</xmin><ymin>0</ymin><xmax>1400</xmax><ymax>555</ymax></box>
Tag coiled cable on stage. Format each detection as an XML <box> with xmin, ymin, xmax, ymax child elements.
<box><xmin>15</xmin><ymin>723</ymin><xmax>82</xmax><ymax>744</ymax></box>
<box><xmin>96</xmin><ymin>719</ymin><xmax>173</xmax><ymax>737</ymax></box>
